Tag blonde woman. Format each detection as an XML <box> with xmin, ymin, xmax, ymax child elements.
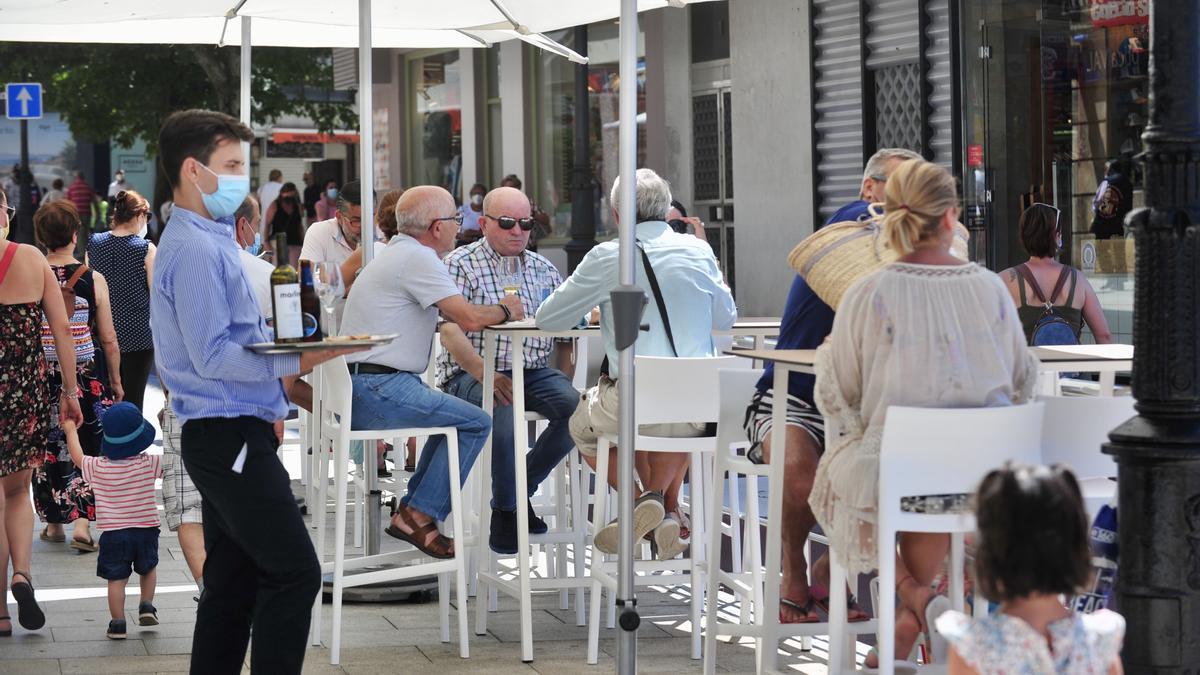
<box><xmin>811</xmin><ymin>159</ymin><xmax>1038</xmax><ymax>666</ymax></box>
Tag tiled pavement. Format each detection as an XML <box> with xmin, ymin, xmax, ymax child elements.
<box><xmin>4</xmin><ymin>382</ymin><xmax>850</xmax><ymax>673</ymax></box>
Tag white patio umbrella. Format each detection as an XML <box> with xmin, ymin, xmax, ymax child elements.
<box><xmin>1</xmin><ymin>1</ymin><xmax>710</xmax><ymax>669</ymax></box>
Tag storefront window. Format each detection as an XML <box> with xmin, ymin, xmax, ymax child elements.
<box><xmin>962</xmin><ymin>0</ymin><xmax>1144</xmax><ymax>343</ymax></box>
<box><xmin>532</xmin><ymin>23</ymin><xmax>647</xmax><ymax>240</ymax></box>
<box><xmin>408</xmin><ymin>51</ymin><xmax>463</xmax><ymax>199</ymax></box>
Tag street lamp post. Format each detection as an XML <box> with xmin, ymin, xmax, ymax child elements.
<box><xmin>1103</xmin><ymin>0</ymin><xmax>1200</xmax><ymax>669</ymax></box>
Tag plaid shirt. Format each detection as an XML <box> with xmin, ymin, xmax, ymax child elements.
<box><xmin>437</xmin><ymin>239</ymin><xmax>564</xmax><ymax>388</ymax></box>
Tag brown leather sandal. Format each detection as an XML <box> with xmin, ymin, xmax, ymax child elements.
<box><xmin>385</xmin><ymin>504</ymin><xmax>454</xmax><ymax>559</ymax></box>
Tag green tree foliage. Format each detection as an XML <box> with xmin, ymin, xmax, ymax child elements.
<box><xmin>0</xmin><ymin>43</ymin><xmax>357</xmax><ymax>151</ymax></box>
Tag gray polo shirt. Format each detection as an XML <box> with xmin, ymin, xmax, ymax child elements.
<box><xmin>342</xmin><ymin>233</ymin><xmax>461</xmax><ymax>373</ymax></box>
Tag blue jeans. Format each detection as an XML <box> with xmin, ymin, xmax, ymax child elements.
<box><xmin>444</xmin><ymin>368</ymin><xmax>580</xmax><ymax>511</ymax></box>
<box><xmin>351</xmin><ymin>371</ymin><xmax>490</xmax><ymax>520</ymax></box>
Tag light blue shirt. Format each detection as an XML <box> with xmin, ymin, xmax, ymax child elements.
<box><xmin>150</xmin><ymin>206</ymin><xmax>299</xmax><ymax>424</ymax></box>
<box><xmin>536</xmin><ymin>221</ymin><xmax>736</xmax><ymax>378</ymax></box>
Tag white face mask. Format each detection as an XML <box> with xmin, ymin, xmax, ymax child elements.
<box><xmin>138</xmin><ymin>218</ymin><xmax>148</xmax><ymax>239</ymax></box>
<box><xmin>470</xmin><ymin>194</ymin><xmax>484</xmax><ymax>207</ymax></box>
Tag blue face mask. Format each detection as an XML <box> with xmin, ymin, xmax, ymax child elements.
<box><xmin>326</xmin><ymin>188</ymin><xmax>338</xmax><ymax>200</ymax></box>
<box><xmin>194</xmin><ymin>162</ymin><xmax>250</xmax><ymax>220</ymax></box>
<box><xmin>247</xmin><ymin>232</ymin><xmax>263</xmax><ymax>256</ymax></box>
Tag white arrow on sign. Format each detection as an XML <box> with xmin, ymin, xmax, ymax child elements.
<box><xmin>15</xmin><ymin>87</ymin><xmax>32</xmax><ymax>116</ymax></box>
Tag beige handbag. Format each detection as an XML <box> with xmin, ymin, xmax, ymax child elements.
<box><xmin>787</xmin><ymin>208</ymin><xmax>971</xmax><ymax>309</ymax></box>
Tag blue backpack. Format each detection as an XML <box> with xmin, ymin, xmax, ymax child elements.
<box><xmin>1017</xmin><ymin>264</ymin><xmax>1080</xmax><ymax>346</ymax></box>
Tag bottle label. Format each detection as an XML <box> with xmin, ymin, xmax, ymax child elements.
<box><xmin>273</xmin><ymin>283</ymin><xmax>304</xmax><ymax>340</ymax></box>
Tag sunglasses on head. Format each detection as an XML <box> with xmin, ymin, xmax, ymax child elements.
<box><xmin>486</xmin><ymin>214</ymin><xmax>535</xmax><ymax>231</ymax></box>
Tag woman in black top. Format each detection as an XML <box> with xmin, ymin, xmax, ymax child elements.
<box><xmin>264</xmin><ymin>182</ymin><xmax>304</xmax><ymax>267</ymax></box>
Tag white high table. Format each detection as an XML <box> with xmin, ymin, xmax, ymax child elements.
<box><xmin>1032</xmin><ymin>344</ymin><xmax>1134</xmax><ymax>396</ymax></box>
<box><xmin>475</xmin><ymin>317</ymin><xmax>782</xmax><ymax>662</ymax></box>
<box><xmin>475</xmin><ymin>320</ymin><xmax>598</xmax><ymax>663</ymax></box>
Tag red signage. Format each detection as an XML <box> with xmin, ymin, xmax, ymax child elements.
<box><xmin>272</xmin><ymin>131</ymin><xmax>360</xmax><ymax>144</ymax></box>
<box><xmin>1089</xmin><ymin>0</ymin><xmax>1149</xmax><ymax>27</ymax></box>
<box><xmin>967</xmin><ymin>144</ymin><xmax>984</xmax><ymax>168</ymax></box>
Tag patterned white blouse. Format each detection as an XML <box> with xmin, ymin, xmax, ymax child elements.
<box><xmin>936</xmin><ymin>609</ymin><xmax>1124</xmax><ymax>674</ymax></box>
<box><xmin>810</xmin><ymin>262</ymin><xmax>1039</xmax><ymax>576</ymax></box>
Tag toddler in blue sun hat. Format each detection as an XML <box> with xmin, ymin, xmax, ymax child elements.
<box><xmin>63</xmin><ymin>402</ymin><xmax>163</xmax><ymax>639</ymax></box>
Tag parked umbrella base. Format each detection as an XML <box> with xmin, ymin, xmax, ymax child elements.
<box><xmin>320</xmin><ymin>571</ymin><xmax>439</xmax><ymax>603</ymax></box>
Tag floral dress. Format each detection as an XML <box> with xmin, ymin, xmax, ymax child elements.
<box><xmin>0</xmin><ymin>301</ymin><xmax>52</xmax><ymax>476</ymax></box>
<box><xmin>936</xmin><ymin>609</ymin><xmax>1125</xmax><ymax>674</ymax></box>
<box><xmin>31</xmin><ymin>264</ymin><xmax>115</xmax><ymax>524</ymax></box>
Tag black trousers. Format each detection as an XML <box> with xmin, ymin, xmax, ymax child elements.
<box><xmin>119</xmin><ymin>348</ymin><xmax>155</xmax><ymax>411</ymax></box>
<box><xmin>181</xmin><ymin>416</ymin><xmax>320</xmax><ymax>675</ymax></box>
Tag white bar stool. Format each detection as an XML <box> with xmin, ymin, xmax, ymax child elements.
<box><xmin>309</xmin><ymin>356</ymin><xmax>470</xmax><ymax>665</ymax></box>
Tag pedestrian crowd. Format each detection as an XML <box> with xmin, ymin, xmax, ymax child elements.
<box><xmin>0</xmin><ymin>109</ymin><xmax>1124</xmax><ymax>675</ymax></box>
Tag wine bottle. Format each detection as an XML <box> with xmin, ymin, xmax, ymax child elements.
<box><xmin>270</xmin><ymin>233</ymin><xmax>305</xmax><ymax>343</ymax></box>
<box><xmin>298</xmin><ymin>259</ymin><xmax>323</xmax><ymax>342</ymax></box>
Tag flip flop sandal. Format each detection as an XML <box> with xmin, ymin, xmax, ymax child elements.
<box><xmin>0</xmin><ymin>615</ymin><xmax>11</xmax><ymax>637</ymax></box>
<box><xmin>404</xmin><ymin>462</ymin><xmax>416</xmax><ymax>472</ymax></box>
<box><xmin>69</xmin><ymin>537</ymin><xmax>98</xmax><ymax>553</ymax></box>
<box><xmin>779</xmin><ymin>596</ymin><xmax>821</xmax><ymax>624</ymax></box>
<box><xmin>810</xmin><ymin>582</ymin><xmax>871</xmax><ymax>623</ymax></box>
<box><xmin>385</xmin><ymin>506</ymin><xmax>454</xmax><ymax>559</ymax></box>
<box><xmin>39</xmin><ymin>528</ymin><xmax>65</xmax><ymax>543</ymax></box>
<box><xmin>11</xmin><ymin>571</ymin><xmax>45</xmax><ymax>630</ymax></box>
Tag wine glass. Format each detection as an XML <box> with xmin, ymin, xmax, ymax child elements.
<box><xmin>314</xmin><ymin>262</ymin><xmax>343</xmax><ymax>337</ymax></box>
<box><xmin>498</xmin><ymin>256</ymin><xmax>522</xmax><ymax>298</ymax></box>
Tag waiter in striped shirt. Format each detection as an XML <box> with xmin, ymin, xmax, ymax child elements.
<box><xmin>149</xmin><ymin>110</ymin><xmax>363</xmax><ymax>675</ymax></box>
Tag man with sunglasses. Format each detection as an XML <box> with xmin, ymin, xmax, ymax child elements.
<box><xmin>340</xmin><ymin>185</ymin><xmax>525</xmax><ymax>559</ymax></box>
<box><xmin>436</xmin><ymin>186</ymin><xmax>579</xmax><ymax>553</ymax></box>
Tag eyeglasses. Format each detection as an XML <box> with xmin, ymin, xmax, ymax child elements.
<box><xmin>869</xmin><ymin>174</ymin><xmax>888</xmax><ymax>182</ymax></box>
<box><xmin>485</xmin><ymin>214</ymin><xmax>535</xmax><ymax>231</ymax></box>
<box><xmin>1</xmin><ymin>204</ymin><xmax>14</xmax><ymax>219</ymax></box>
<box><xmin>430</xmin><ymin>213</ymin><xmax>464</xmax><ymax>229</ymax></box>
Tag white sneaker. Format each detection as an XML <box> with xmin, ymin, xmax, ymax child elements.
<box><xmin>594</xmin><ymin>491</ymin><xmax>665</xmax><ymax>555</ymax></box>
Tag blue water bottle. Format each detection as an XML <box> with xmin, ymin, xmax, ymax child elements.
<box><xmin>1070</xmin><ymin>500</ymin><xmax>1119</xmax><ymax>613</ymax></box>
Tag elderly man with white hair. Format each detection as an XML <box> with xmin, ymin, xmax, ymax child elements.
<box><xmin>339</xmin><ymin>185</ymin><xmax>525</xmax><ymax>559</ymax></box>
<box><xmin>536</xmin><ymin>168</ymin><xmax>736</xmax><ymax>560</ymax></box>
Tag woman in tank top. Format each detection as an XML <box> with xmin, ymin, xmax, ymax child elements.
<box><xmin>33</xmin><ymin>201</ymin><xmax>121</xmax><ymax>553</ymax></box>
<box><xmin>0</xmin><ymin>191</ymin><xmax>84</xmax><ymax>634</ymax></box>
<box><xmin>86</xmin><ymin>190</ymin><xmax>156</xmax><ymax>410</ymax></box>
<box><xmin>1000</xmin><ymin>203</ymin><xmax>1112</xmax><ymax>345</ymax></box>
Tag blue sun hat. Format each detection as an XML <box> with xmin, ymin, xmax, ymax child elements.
<box><xmin>100</xmin><ymin>402</ymin><xmax>156</xmax><ymax>460</ymax></box>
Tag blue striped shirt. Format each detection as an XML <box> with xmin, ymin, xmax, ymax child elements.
<box><xmin>150</xmin><ymin>206</ymin><xmax>299</xmax><ymax>424</ymax></box>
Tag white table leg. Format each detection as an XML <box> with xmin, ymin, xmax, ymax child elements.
<box><xmin>758</xmin><ymin>365</ymin><xmax>788</xmax><ymax>673</ymax></box>
<box><xmin>475</xmin><ymin>335</ymin><xmax>498</xmax><ymax>635</ymax></box>
<box><xmin>512</xmin><ymin>344</ymin><xmax>535</xmax><ymax>662</ymax></box>
<box><xmin>1100</xmin><ymin>370</ymin><xmax>1116</xmax><ymax>397</ymax></box>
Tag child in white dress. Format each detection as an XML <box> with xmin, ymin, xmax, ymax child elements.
<box><xmin>936</xmin><ymin>464</ymin><xmax>1124</xmax><ymax>674</ymax></box>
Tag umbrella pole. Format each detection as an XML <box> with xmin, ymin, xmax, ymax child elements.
<box><xmin>359</xmin><ymin>0</ymin><xmax>376</xmax><ymax>266</ymax></box>
<box><xmin>240</xmin><ymin>17</ymin><xmax>251</xmax><ymax>162</ymax></box>
<box><xmin>612</xmin><ymin>0</ymin><xmax>641</xmax><ymax>673</ymax></box>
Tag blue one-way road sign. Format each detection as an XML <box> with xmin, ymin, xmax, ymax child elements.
<box><xmin>5</xmin><ymin>83</ymin><xmax>43</xmax><ymax>120</ymax></box>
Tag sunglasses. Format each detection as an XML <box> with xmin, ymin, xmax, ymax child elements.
<box><xmin>486</xmin><ymin>214</ymin><xmax>535</xmax><ymax>231</ymax></box>
<box><xmin>1033</xmin><ymin>202</ymin><xmax>1061</xmax><ymax>232</ymax></box>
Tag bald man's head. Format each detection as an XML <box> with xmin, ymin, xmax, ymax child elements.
<box><xmin>481</xmin><ymin>186</ymin><xmax>534</xmax><ymax>257</ymax></box>
<box><xmin>395</xmin><ymin>185</ymin><xmax>458</xmax><ymax>255</ymax></box>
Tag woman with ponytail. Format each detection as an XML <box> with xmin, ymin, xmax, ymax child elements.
<box><xmin>810</xmin><ymin>159</ymin><xmax>1039</xmax><ymax>666</ymax></box>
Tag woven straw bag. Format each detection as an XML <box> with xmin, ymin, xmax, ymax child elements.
<box><xmin>787</xmin><ymin>212</ymin><xmax>972</xmax><ymax>309</ymax></box>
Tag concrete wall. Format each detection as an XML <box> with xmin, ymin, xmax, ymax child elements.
<box><xmin>728</xmin><ymin>0</ymin><xmax>814</xmax><ymax>315</ymax></box>
<box><xmin>499</xmin><ymin>40</ymin><xmax>527</xmax><ymax>183</ymax></box>
<box><xmin>644</xmin><ymin>7</ymin><xmax>694</xmax><ymax>208</ymax></box>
